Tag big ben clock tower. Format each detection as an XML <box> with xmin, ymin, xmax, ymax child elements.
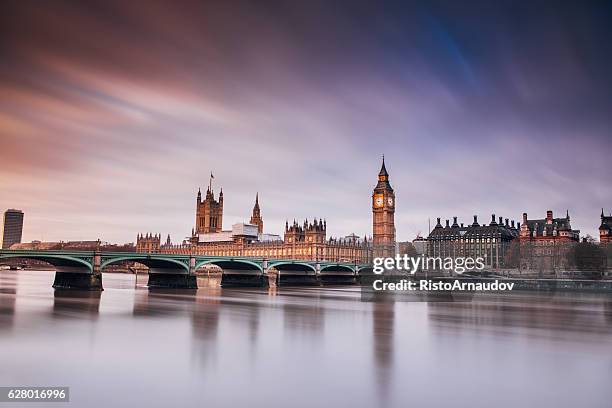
<box><xmin>372</xmin><ymin>156</ymin><xmax>396</xmax><ymax>258</ymax></box>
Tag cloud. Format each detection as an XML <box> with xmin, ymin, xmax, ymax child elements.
<box><xmin>0</xmin><ymin>0</ymin><xmax>610</xmax><ymax>243</ymax></box>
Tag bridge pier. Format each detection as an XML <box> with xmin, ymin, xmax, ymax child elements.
<box><xmin>53</xmin><ymin>248</ymin><xmax>103</xmax><ymax>290</ymax></box>
<box><xmin>147</xmin><ymin>255</ymin><xmax>197</xmax><ymax>289</ymax></box>
<box><xmin>148</xmin><ymin>273</ymin><xmax>197</xmax><ymax>289</ymax></box>
<box><xmin>53</xmin><ymin>272</ymin><xmax>103</xmax><ymax>290</ymax></box>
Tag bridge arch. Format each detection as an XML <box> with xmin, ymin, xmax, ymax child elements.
<box><xmin>320</xmin><ymin>264</ymin><xmax>356</xmax><ymax>273</ymax></box>
<box><xmin>268</xmin><ymin>261</ymin><xmax>317</xmax><ymax>273</ymax></box>
<box><xmin>357</xmin><ymin>266</ymin><xmax>374</xmax><ymax>275</ymax></box>
<box><xmin>196</xmin><ymin>258</ymin><xmax>264</xmax><ymax>287</ymax></box>
<box><xmin>101</xmin><ymin>255</ymin><xmax>189</xmax><ymax>273</ymax></box>
<box><xmin>0</xmin><ymin>252</ymin><xmax>93</xmax><ymax>273</ymax></box>
<box><xmin>195</xmin><ymin>258</ymin><xmax>263</xmax><ymax>272</ymax></box>
<box><xmin>267</xmin><ymin>261</ymin><xmax>318</xmax><ymax>286</ymax></box>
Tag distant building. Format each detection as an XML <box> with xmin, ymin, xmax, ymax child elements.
<box><xmin>11</xmin><ymin>240</ymin><xmax>133</xmax><ymax>251</ymax></box>
<box><xmin>195</xmin><ymin>181</ymin><xmax>223</xmax><ymax>234</ymax></box>
<box><xmin>427</xmin><ymin>214</ymin><xmax>519</xmax><ymax>269</ymax></box>
<box><xmin>518</xmin><ymin>210</ymin><xmax>579</xmax><ymax>274</ymax></box>
<box><xmin>2</xmin><ymin>209</ymin><xmax>24</xmax><ymax>249</ymax></box>
<box><xmin>135</xmin><ymin>233</ymin><xmax>161</xmax><ymax>253</ymax></box>
<box><xmin>398</xmin><ymin>241</ymin><xmax>418</xmax><ymax>256</ymax></box>
<box><xmin>412</xmin><ymin>236</ymin><xmax>427</xmax><ymax>255</ymax></box>
<box><xmin>136</xmin><ymin>165</ymin><xmax>384</xmax><ymax>263</ymax></box>
<box><xmin>372</xmin><ymin>157</ymin><xmax>396</xmax><ymax>258</ymax></box>
<box><xmin>249</xmin><ymin>193</ymin><xmax>264</xmax><ymax>234</ymax></box>
<box><xmin>600</xmin><ymin>209</ymin><xmax>612</xmax><ymax>244</ymax></box>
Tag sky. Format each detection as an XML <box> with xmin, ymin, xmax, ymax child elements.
<box><xmin>1</xmin><ymin>0</ymin><xmax>611</xmax><ymax>244</ymax></box>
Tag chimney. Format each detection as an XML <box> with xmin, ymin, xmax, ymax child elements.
<box><xmin>491</xmin><ymin>214</ymin><xmax>496</xmax><ymax>225</ymax></box>
<box><xmin>546</xmin><ymin>210</ymin><xmax>553</xmax><ymax>223</ymax></box>
<box><xmin>472</xmin><ymin>215</ymin><xmax>479</xmax><ymax>226</ymax></box>
<box><xmin>505</xmin><ymin>218</ymin><xmax>509</xmax><ymax>227</ymax></box>
<box><xmin>511</xmin><ymin>220</ymin><xmax>515</xmax><ymax>228</ymax></box>
<box><xmin>452</xmin><ymin>216</ymin><xmax>458</xmax><ymax>227</ymax></box>
<box><xmin>499</xmin><ymin>216</ymin><xmax>503</xmax><ymax>225</ymax></box>
<box><xmin>522</xmin><ymin>213</ymin><xmax>528</xmax><ymax>223</ymax></box>
<box><xmin>460</xmin><ymin>223</ymin><xmax>464</xmax><ymax>228</ymax></box>
<box><xmin>445</xmin><ymin>219</ymin><xmax>450</xmax><ymax>228</ymax></box>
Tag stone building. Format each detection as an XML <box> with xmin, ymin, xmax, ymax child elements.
<box><xmin>427</xmin><ymin>214</ymin><xmax>519</xmax><ymax>269</ymax></box>
<box><xmin>600</xmin><ymin>209</ymin><xmax>612</xmax><ymax>244</ymax></box>
<box><xmin>250</xmin><ymin>193</ymin><xmax>264</xmax><ymax>234</ymax></box>
<box><xmin>372</xmin><ymin>157</ymin><xmax>396</xmax><ymax>258</ymax></box>
<box><xmin>195</xmin><ymin>180</ymin><xmax>223</xmax><ymax>234</ymax></box>
<box><xmin>518</xmin><ymin>210</ymin><xmax>580</xmax><ymax>274</ymax></box>
<box><xmin>135</xmin><ymin>162</ymin><xmax>392</xmax><ymax>264</ymax></box>
<box><xmin>136</xmin><ymin>233</ymin><xmax>161</xmax><ymax>253</ymax></box>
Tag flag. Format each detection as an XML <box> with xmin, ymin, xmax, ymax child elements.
<box><xmin>210</xmin><ymin>172</ymin><xmax>214</xmax><ymax>179</ymax></box>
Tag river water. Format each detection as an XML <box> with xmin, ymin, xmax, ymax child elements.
<box><xmin>1</xmin><ymin>270</ymin><xmax>611</xmax><ymax>408</ymax></box>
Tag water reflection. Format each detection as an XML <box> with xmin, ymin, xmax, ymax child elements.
<box><xmin>53</xmin><ymin>290</ymin><xmax>101</xmax><ymax>319</ymax></box>
<box><xmin>132</xmin><ymin>288</ymin><xmax>197</xmax><ymax>317</ymax></box>
<box><xmin>372</xmin><ymin>302</ymin><xmax>394</xmax><ymax>407</ymax></box>
<box><xmin>0</xmin><ymin>273</ymin><xmax>16</xmax><ymax>331</ymax></box>
<box><xmin>427</xmin><ymin>293</ymin><xmax>612</xmax><ymax>341</ymax></box>
<box><xmin>0</xmin><ymin>271</ymin><xmax>611</xmax><ymax>408</ymax></box>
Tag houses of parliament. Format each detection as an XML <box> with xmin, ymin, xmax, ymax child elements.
<box><xmin>136</xmin><ymin>159</ymin><xmax>396</xmax><ymax>263</ymax></box>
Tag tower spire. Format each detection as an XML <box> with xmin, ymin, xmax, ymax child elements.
<box><xmin>250</xmin><ymin>192</ymin><xmax>263</xmax><ymax>234</ymax></box>
<box><xmin>379</xmin><ymin>155</ymin><xmax>388</xmax><ymax>177</ymax></box>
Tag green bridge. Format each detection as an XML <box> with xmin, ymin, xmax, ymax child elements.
<box><xmin>0</xmin><ymin>249</ymin><xmax>373</xmax><ymax>289</ymax></box>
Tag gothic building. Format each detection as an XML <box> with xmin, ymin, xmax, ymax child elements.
<box><xmin>136</xmin><ymin>233</ymin><xmax>161</xmax><ymax>253</ymax></box>
<box><xmin>195</xmin><ymin>184</ymin><xmax>223</xmax><ymax>234</ymax></box>
<box><xmin>600</xmin><ymin>209</ymin><xmax>612</xmax><ymax>244</ymax></box>
<box><xmin>427</xmin><ymin>214</ymin><xmax>519</xmax><ymax>269</ymax></box>
<box><xmin>518</xmin><ymin>210</ymin><xmax>580</xmax><ymax>273</ymax></box>
<box><xmin>250</xmin><ymin>193</ymin><xmax>264</xmax><ymax>234</ymax></box>
<box><xmin>372</xmin><ymin>157</ymin><xmax>396</xmax><ymax>257</ymax></box>
<box><xmin>136</xmin><ymin>167</ymin><xmax>382</xmax><ymax>264</ymax></box>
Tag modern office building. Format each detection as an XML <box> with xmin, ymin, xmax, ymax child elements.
<box><xmin>1</xmin><ymin>209</ymin><xmax>24</xmax><ymax>249</ymax></box>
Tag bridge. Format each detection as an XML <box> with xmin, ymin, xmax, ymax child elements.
<box><xmin>0</xmin><ymin>249</ymin><xmax>373</xmax><ymax>290</ymax></box>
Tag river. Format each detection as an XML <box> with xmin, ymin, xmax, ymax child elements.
<box><xmin>1</xmin><ymin>270</ymin><xmax>611</xmax><ymax>408</ymax></box>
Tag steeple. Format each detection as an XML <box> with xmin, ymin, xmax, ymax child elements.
<box><xmin>375</xmin><ymin>155</ymin><xmax>393</xmax><ymax>190</ymax></box>
<box><xmin>379</xmin><ymin>155</ymin><xmax>389</xmax><ymax>178</ymax></box>
<box><xmin>250</xmin><ymin>192</ymin><xmax>263</xmax><ymax>234</ymax></box>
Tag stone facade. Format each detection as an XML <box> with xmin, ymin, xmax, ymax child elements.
<box><xmin>372</xmin><ymin>157</ymin><xmax>396</xmax><ymax>258</ymax></box>
<box><xmin>250</xmin><ymin>193</ymin><xmax>263</xmax><ymax>234</ymax></box>
<box><xmin>427</xmin><ymin>214</ymin><xmax>519</xmax><ymax>269</ymax></box>
<box><xmin>600</xmin><ymin>209</ymin><xmax>612</xmax><ymax>244</ymax></box>
<box><xmin>195</xmin><ymin>184</ymin><xmax>223</xmax><ymax>234</ymax></box>
<box><xmin>135</xmin><ymin>165</ymin><xmax>388</xmax><ymax>264</ymax></box>
<box><xmin>518</xmin><ymin>210</ymin><xmax>580</xmax><ymax>274</ymax></box>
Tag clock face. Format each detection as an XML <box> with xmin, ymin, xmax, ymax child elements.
<box><xmin>374</xmin><ymin>194</ymin><xmax>384</xmax><ymax>208</ymax></box>
<box><xmin>387</xmin><ymin>197</ymin><xmax>394</xmax><ymax>206</ymax></box>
